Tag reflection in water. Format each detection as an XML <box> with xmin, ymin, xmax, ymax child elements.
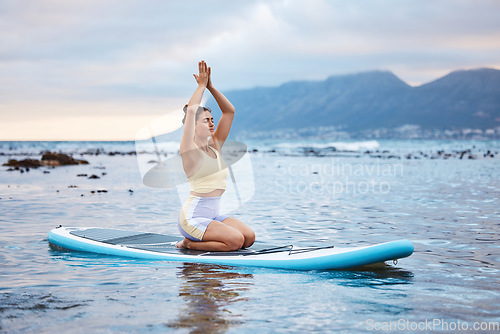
<box><xmin>167</xmin><ymin>263</ymin><xmax>253</xmax><ymax>333</ymax></box>
<box><xmin>339</xmin><ymin>263</ymin><xmax>415</xmax><ymax>287</ymax></box>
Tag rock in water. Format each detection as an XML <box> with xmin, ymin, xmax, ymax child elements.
<box><xmin>41</xmin><ymin>152</ymin><xmax>89</xmax><ymax>166</ymax></box>
<box><xmin>3</xmin><ymin>152</ymin><xmax>89</xmax><ymax>169</ymax></box>
<box><xmin>3</xmin><ymin>159</ymin><xmax>42</xmax><ymax>168</ymax></box>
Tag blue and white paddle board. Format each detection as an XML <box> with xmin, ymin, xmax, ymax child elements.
<box><xmin>48</xmin><ymin>226</ymin><xmax>414</xmax><ymax>271</ymax></box>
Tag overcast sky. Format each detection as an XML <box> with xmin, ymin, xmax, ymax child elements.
<box><xmin>1</xmin><ymin>0</ymin><xmax>499</xmax><ymax>140</ymax></box>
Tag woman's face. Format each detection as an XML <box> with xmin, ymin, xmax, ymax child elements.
<box><xmin>195</xmin><ymin>111</ymin><xmax>215</xmax><ymax>138</ymax></box>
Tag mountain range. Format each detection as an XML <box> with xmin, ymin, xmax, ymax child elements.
<box><xmin>206</xmin><ymin>68</ymin><xmax>500</xmax><ymax>138</ymax></box>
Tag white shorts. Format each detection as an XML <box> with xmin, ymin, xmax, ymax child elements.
<box><xmin>178</xmin><ymin>195</ymin><xmax>229</xmax><ymax>241</ymax></box>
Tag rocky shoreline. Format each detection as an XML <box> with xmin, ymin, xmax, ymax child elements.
<box><xmin>3</xmin><ymin>152</ymin><xmax>89</xmax><ymax>169</ymax></box>
<box><xmin>1</xmin><ymin>146</ymin><xmax>497</xmax><ymax>200</ymax></box>
<box><xmin>252</xmin><ymin>147</ymin><xmax>498</xmax><ymax>160</ymax></box>
<box><xmin>1</xmin><ymin>151</ymin><xmax>134</xmax><ymax>197</ymax></box>
<box><xmin>1</xmin><ymin>146</ymin><xmax>498</xmax><ymax>169</ymax></box>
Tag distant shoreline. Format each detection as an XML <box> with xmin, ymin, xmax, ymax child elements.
<box><xmin>1</xmin><ymin>139</ymin><xmax>498</xmax><ymax>164</ymax></box>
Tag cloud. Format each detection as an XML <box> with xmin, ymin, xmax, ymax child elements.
<box><xmin>0</xmin><ymin>0</ymin><xmax>499</xmax><ymax>139</ymax></box>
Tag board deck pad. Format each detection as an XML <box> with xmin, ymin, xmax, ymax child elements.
<box><xmin>69</xmin><ymin>228</ymin><xmax>309</xmax><ymax>256</ymax></box>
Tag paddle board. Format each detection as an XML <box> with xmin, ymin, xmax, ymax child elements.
<box><xmin>48</xmin><ymin>226</ymin><xmax>414</xmax><ymax>271</ymax></box>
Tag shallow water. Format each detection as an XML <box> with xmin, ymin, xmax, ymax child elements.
<box><xmin>1</xmin><ymin>140</ymin><xmax>499</xmax><ymax>333</ymax></box>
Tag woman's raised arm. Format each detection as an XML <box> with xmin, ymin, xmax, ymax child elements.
<box><xmin>180</xmin><ymin>61</ymin><xmax>210</xmax><ymax>155</ymax></box>
<box><xmin>207</xmin><ymin>70</ymin><xmax>235</xmax><ymax>148</ymax></box>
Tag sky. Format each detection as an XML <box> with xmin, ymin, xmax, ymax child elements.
<box><xmin>1</xmin><ymin>0</ymin><xmax>499</xmax><ymax>140</ymax></box>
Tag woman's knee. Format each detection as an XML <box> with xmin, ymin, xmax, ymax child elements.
<box><xmin>243</xmin><ymin>230</ymin><xmax>255</xmax><ymax>248</ymax></box>
<box><xmin>226</xmin><ymin>232</ymin><xmax>245</xmax><ymax>251</ymax></box>
<box><xmin>204</xmin><ymin>220</ymin><xmax>246</xmax><ymax>251</ymax></box>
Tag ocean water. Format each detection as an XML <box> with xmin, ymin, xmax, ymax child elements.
<box><xmin>1</xmin><ymin>139</ymin><xmax>499</xmax><ymax>333</ymax></box>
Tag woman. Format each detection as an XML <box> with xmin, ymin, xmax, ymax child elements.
<box><xmin>176</xmin><ymin>61</ymin><xmax>255</xmax><ymax>251</ymax></box>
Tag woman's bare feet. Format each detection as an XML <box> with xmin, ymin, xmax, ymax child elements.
<box><xmin>175</xmin><ymin>238</ymin><xmax>191</xmax><ymax>249</ymax></box>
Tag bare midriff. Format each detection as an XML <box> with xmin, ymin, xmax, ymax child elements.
<box><xmin>190</xmin><ymin>189</ymin><xmax>225</xmax><ymax>197</ymax></box>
